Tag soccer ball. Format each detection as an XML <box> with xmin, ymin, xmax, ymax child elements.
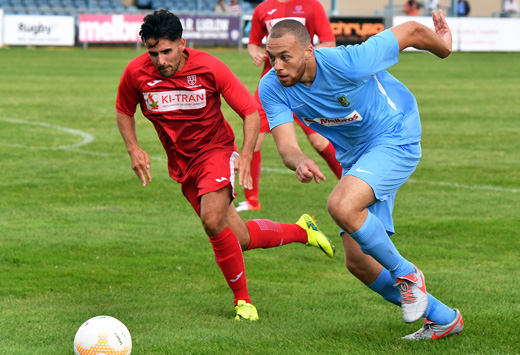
<box><xmin>74</xmin><ymin>315</ymin><xmax>132</xmax><ymax>355</ymax></box>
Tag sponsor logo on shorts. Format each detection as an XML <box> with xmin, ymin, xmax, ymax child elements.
<box><xmin>143</xmin><ymin>89</ymin><xmax>206</xmax><ymax>112</ymax></box>
<box><xmin>302</xmin><ymin>110</ymin><xmax>363</xmax><ymax>127</ymax></box>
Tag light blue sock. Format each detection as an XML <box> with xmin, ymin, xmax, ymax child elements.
<box><xmin>366</xmin><ymin>268</ymin><xmax>401</xmax><ymax>306</ymax></box>
<box><xmin>424</xmin><ymin>294</ymin><xmax>457</xmax><ymax>325</ymax></box>
<box><xmin>351</xmin><ymin>211</ymin><xmax>414</xmax><ymax>279</ymax></box>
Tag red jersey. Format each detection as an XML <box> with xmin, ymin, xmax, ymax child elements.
<box><xmin>116</xmin><ymin>48</ymin><xmax>259</xmax><ymax>183</ymax></box>
<box><xmin>249</xmin><ymin>0</ymin><xmax>336</xmax><ymax>76</ymax></box>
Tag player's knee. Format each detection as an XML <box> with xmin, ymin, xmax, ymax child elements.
<box><xmin>201</xmin><ymin>215</ymin><xmax>224</xmax><ymax>236</ymax></box>
<box><xmin>327</xmin><ymin>197</ymin><xmax>355</xmax><ymax>228</ymax></box>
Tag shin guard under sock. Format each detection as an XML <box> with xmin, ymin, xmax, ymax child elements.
<box><xmin>366</xmin><ymin>267</ymin><xmax>401</xmax><ymax>306</ymax></box>
<box><xmin>245</xmin><ymin>219</ymin><xmax>307</xmax><ymax>251</ymax></box>
<box><xmin>351</xmin><ymin>211</ymin><xmax>414</xmax><ymax>279</ymax></box>
<box><xmin>209</xmin><ymin>227</ymin><xmax>250</xmax><ymax>305</ymax></box>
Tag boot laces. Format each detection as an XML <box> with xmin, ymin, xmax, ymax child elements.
<box><xmin>395</xmin><ymin>280</ymin><xmax>416</xmax><ymax>304</ymax></box>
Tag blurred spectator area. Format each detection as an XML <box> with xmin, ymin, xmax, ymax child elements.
<box><xmin>0</xmin><ymin>0</ymin><xmax>510</xmax><ymax>17</ymax></box>
<box><xmin>0</xmin><ymin>0</ymin><xmax>254</xmax><ymax>15</ymax></box>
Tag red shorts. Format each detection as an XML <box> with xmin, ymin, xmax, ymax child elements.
<box><xmin>180</xmin><ymin>150</ymin><xmax>237</xmax><ymax>217</ymax></box>
<box><xmin>254</xmin><ymin>88</ymin><xmax>316</xmax><ymax>135</ymax></box>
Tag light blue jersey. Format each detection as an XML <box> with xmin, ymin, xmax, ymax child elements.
<box><xmin>259</xmin><ymin>29</ymin><xmax>422</xmax><ymax>167</ymax></box>
<box><xmin>259</xmin><ymin>29</ymin><xmax>424</xmax><ymax>235</ymax></box>
<box><xmin>260</xmin><ymin>28</ymin><xmax>461</xmax><ymax>323</ymax></box>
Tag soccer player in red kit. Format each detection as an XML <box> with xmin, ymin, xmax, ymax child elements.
<box><xmin>115</xmin><ymin>10</ymin><xmax>335</xmax><ymax>321</ymax></box>
<box><xmin>236</xmin><ymin>0</ymin><xmax>342</xmax><ymax>212</ymax></box>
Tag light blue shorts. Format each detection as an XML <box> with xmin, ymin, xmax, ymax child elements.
<box><xmin>342</xmin><ymin>142</ymin><xmax>422</xmax><ymax>236</ymax></box>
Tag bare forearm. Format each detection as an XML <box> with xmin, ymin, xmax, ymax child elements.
<box><xmin>116</xmin><ymin>111</ymin><xmax>140</xmax><ymax>152</ymax></box>
<box><xmin>271</xmin><ymin>123</ymin><xmax>306</xmax><ymax>170</ymax></box>
<box><xmin>277</xmin><ymin>144</ymin><xmax>309</xmax><ymax>171</ymax></box>
<box><xmin>272</xmin><ymin>123</ymin><xmax>326</xmax><ymax>183</ymax></box>
<box><xmin>390</xmin><ymin>11</ymin><xmax>452</xmax><ymax>58</ymax></box>
<box><xmin>247</xmin><ymin>43</ymin><xmax>261</xmax><ymax>60</ymax></box>
<box><xmin>241</xmin><ymin>112</ymin><xmax>260</xmax><ymax>157</ymax></box>
<box><xmin>248</xmin><ymin>43</ymin><xmax>267</xmax><ymax>67</ymax></box>
<box><xmin>393</xmin><ymin>22</ymin><xmax>450</xmax><ymax>57</ymax></box>
<box><xmin>116</xmin><ymin>111</ymin><xmax>151</xmax><ymax>186</ymax></box>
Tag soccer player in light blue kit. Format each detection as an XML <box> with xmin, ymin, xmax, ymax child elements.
<box><xmin>259</xmin><ymin>11</ymin><xmax>464</xmax><ymax>340</ymax></box>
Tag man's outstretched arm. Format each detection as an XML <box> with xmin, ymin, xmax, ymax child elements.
<box><xmin>116</xmin><ymin>111</ymin><xmax>152</xmax><ymax>187</ymax></box>
<box><xmin>390</xmin><ymin>9</ymin><xmax>452</xmax><ymax>58</ymax></box>
<box><xmin>271</xmin><ymin>122</ymin><xmax>326</xmax><ymax>184</ymax></box>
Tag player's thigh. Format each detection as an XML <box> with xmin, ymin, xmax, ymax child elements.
<box><xmin>327</xmin><ymin>175</ymin><xmax>375</xmax><ymax>233</ymax></box>
<box><xmin>345</xmin><ymin>143</ymin><xmax>421</xmax><ymax>203</ymax></box>
<box><xmin>181</xmin><ymin>150</ymin><xmax>237</xmax><ymax>219</ymax></box>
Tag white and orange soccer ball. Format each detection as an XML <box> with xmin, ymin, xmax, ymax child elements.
<box><xmin>74</xmin><ymin>315</ymin><xmax>132</xmax><ymax>355</ymax></box>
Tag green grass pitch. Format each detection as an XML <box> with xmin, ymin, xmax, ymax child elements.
<box><xmin>0</xmin><ymin>46</ymin><xmax>519</xmax><ymax>354</ymax></box>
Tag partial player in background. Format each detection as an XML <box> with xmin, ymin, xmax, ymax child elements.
<box><xmin>116</xmin><ymin>10</ymin><xmax>335</xmax><ymax>322</ymax></box>
<box><xmin>236</xmin><ymin>0</ymin><xmax>342</xmax><ymax>212</ymax></box>
<box><xmin>259</xmin><ymin>12</ymin><xmax>463</xmax><ymax>339</ymax></box>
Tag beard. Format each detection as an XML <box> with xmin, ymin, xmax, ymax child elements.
<box><xmin>279</xmin><ymin>60</ymin><xmax>306</xmax><ymax>87</ymax></box>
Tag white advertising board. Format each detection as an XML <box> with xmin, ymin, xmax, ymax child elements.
<box><xmin>0</xmin><ymin>9</ymin><xmax>4</xmax><ymax>47</ymax></box>
<box><xmin>3</xmin><ymin>15</ymin><xmax>75</xmax><ymax>46</ymax></box>
<box><xmin>393</xmin><ymin>16</ymin><xmax>520</xmax><ymax>52</ymax></box>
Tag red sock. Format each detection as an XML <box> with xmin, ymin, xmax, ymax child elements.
<box><xmin>319</xmin><ymin>142</ymin><xmax>342</xmax><ymax>179</ymax></box>
<box><xmin>245</xmin><ymin>219</ymin><xmax>307</xmax><ymax>251</ymax></box>
<box><xmin>244</xmin><ymin>150</ymin><xmax>261</xmax><ymax>206</ymax></box>
<box><xmin>209</xmin><ymin>227</ymin><xmax>250</xmax><ymax>305</ymax></box>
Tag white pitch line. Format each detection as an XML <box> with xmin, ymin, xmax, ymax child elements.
<box><xmin>0</xmin><ymin>117</ymin><xmax>95</xmax><ymax>150</ymax></box>
<box><xmin>407</xmin><ymin>179</ymin><xmax>519</xmax><ymax>193</ymax></box>
<box><xmin>1</xmin><ymin>117</ymin><xmax>518</xmax><ymax>194</ymax></box>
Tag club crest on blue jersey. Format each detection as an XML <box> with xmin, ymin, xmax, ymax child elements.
<box><xmin>336</xmin><ymin>94</ymin><xmax>350</xmax><ymax>107</ymax></box>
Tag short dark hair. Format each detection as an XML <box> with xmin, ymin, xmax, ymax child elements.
<box><xmin>139</xmin><ymin>9</ymin><xmax>183</xmax><ymax>44</ymax></box>
<box><xmin>269</xmin><ymin>19</ymin><xmax>311</xmax><ymax>47</ymax></box>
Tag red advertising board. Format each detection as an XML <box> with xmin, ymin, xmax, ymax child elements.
<box><xmin>78</xmin><ymin>14</ymin><xmax>241</xmax><ymax>44</ymax></box>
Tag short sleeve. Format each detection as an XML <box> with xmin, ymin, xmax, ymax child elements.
<box><xmin>214</xmin><ymin>59</ymin><xmax>260</xmax><ymax>119</ymax></box>
<box><xmin>258</xmin><ymin>73</ymin><xmax>294</xmax><ymax>130</ymax></box>
<box><xmin>116</xmin><ymin>65</ymin><xmax>141</xmax><ymax>116</ymax></box>
<box><xmin>337</xmin><ymin>29</ymin><xmax>400</xmax><ymax>82</ymax></box>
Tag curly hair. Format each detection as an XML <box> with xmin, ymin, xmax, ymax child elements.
<box><xmin>139</xmin><ymin>9</ymin><xmax>183</xmax><ymax>45</ymax></box>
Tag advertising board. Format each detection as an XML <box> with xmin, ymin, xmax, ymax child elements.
<box><xmin>329</xmin><ymin>17</ymin><xmax>385</xmax><ymax>46</ymax></box>
<box><xmin>78</xmin><ymin>14</ymin><xmax>241</xmax><ymax>44</ymax></box>
<box><xmin>3</xmin><ymin>15</ymin><xmax>75</xmax><ymax>46</ymax></box>
<box><xmin>0</xmin><ymin>9</ymin><xmax>3</xmax><ymax>47</ymax></box>
<box><xmin>393</xmin><ymin>16</ymin><xmax>520</xmax><ymax>52</ymax></box>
